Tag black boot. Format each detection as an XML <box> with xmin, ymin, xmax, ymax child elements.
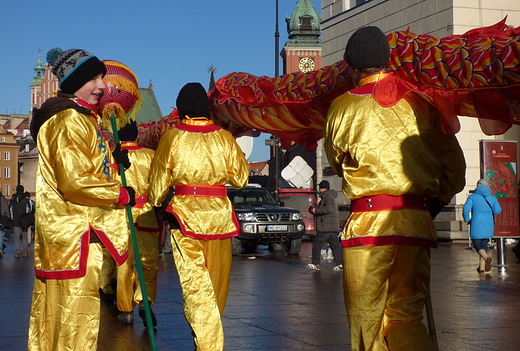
<box><xmin>139</xmin><ymin>302</ymin><xmax>157</xmax><ymax>327</ymax></box>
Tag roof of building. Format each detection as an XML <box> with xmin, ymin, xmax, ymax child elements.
<box><xmin>285</xmin><ymin>0</ymin><xmax>321</xmax><ymax>46</ymax></box>
<box><xmin>133</xmin><ymin>86</ymin><xmax>164</xmax><ymax>124</ymax></box>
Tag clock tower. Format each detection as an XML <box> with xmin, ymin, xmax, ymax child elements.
<box><xmin>281</xmin><ymin>0</ymin><xmax>322</xmax><ymax>74</ymax></box>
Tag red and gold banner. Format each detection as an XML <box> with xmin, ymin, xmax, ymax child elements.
<box><xmin>480</xmin><ymin>140</ymin><xmax>519</xmax><ymax>237</ymax></box>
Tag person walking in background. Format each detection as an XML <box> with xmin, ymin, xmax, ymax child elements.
<box><xmin>0</xmin><ymin>191</ymin><xmax>10</xmax><ymax>257</ymax></box>
<box><xmin>307</xmin><ymin>180</ymin><xmax>343</xmax><ymax>271</ymax></box>
<box><xmin>24</xmin><ymin>191</ymin><xmax>36</xmax><ymax>247</ymax></box>
<box><xmin>10</xmin><ymin>185</ymin><xmax>30</xmax><ymax>258</ymax></box>
<box><xmin>463</xmin><ymin>179</ymin><xmax>502</xmax><ymax>273</ymax></box>
<box><xmin>28</xmin><ymin>48</ymin><xmax>135</xmax><ymax>351</ymax></box>
<box><xmin>323</xmin><ymin>26</ymin><xmax>466</xmax><ymax>351</ymax></box>
<box><xmin>148</xmin><ymin>82</ymin><xmax>249</xmax><ymax>351</ymax></box>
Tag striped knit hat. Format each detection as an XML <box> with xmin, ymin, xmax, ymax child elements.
<box><xmin>51</xmin><ymin>49</ymin><xmax>106</xmax><ymax>94</ymax></box>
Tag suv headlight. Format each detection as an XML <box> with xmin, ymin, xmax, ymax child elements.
<box><xmin>237</xmin><ymin>212</ymin><xmax>255</xmax><ymax>221</ymax></box>
<box><xmin>291</xmin><ymin>213</ymin><xmax>302</xmax><ymax>221</ymax></box>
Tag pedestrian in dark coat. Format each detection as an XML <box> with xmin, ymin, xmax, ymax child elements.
<box><xmin>307</xmin><ymin>180</ymin><xmax>343</xmax><ymax>271</ymax></box>
<box><xmin>10</xmin><ymin>185</ymin><xmax>30</xmax><ymax>258</ymax></box>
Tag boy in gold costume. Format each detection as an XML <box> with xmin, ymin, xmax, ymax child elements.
<box><xmin>28</xmin><ymin>49</ymin><xmax>135</xmax><ymax>351</ymax></box>
<box><xmin>149</xmin><ymin>82</ymin><xmax>249</xmax><ymax>351</ymax></box>
<box><xmin>323</xmin><ymin>27</ymin><xmax>466</xmax><ymax>351</ymax></box>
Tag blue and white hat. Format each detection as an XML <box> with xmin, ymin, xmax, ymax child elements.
<box><xmin>51</xmin><ymin>49</ymin><xmax>106</xmax><ymax>94</ymax></box>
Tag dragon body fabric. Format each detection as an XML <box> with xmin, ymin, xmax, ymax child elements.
<box><xmin>137</xmin><ymin>19</ymin><xmax>520</xmax><ymax>151</ymax></box>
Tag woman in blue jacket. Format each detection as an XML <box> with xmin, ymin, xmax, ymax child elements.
<box><xmin>463</xmin><ymin>179</ymin><xmax>502</xmax><ymax>273</ymax></box>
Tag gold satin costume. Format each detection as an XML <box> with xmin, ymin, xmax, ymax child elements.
<box><xmin>324</xmin><ymin>72</ymin><xmax>465</xmax><ymax>351</ymax></box>
<box><xmin>28</xmin><ymin>108</ymin><xmax>129</xmax><ymax>351</ymax></box>
<box><xmin>148</xmin><ymin>118</ymin><xmax>249</xmax><ymax>351</ymax></box>
<box><xmin>114</xmin><ymin>142</ymin><xmax>160</xmax><ymax>312</ymax></box>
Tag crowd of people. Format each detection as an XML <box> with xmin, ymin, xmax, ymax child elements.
<box><xmin>13</xmin><ymin>24</ymin><xmax>513</xmax><ymax>351</ymax></box>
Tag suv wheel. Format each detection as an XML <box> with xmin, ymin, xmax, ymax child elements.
<box><xmin>241</xmin><ymin>240</ymin><xmax>258</xmax><ymax>254</ymax></box>
<box><xmin>285</xmin><ymin>237</ymin><xmax>302</xmax><ymax>255</ymax></box>
<box><xmin>231</xmin><ymin>237</ymin><xmax>242</xmax><ymax>256</ymax></box>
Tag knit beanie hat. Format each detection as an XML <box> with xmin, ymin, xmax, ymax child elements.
<box><xmin>117</xmin><ymin>121</ymin><xmax>139</xmax><ymax>142</ymax></box>
<box><xmin>477</xmin><ymin>179</ymin><xmax>489</xmax><ymax>187</ymax></box>
<box><xmin>52</xmin><ymin>49</ymin><xmax>107</xmax><ymax>94</ymax></box>
<box><xmin>176</xmin><ymin>83</ymin><xmax>211</xmax><ymax>120</ymax></box>
<box><xmin>318</xmin><ymin>180</ymin><xmax>330</xmax><ymax>190</ymax></box>
<box><xmin>344</xmin><ymin>26</ymin><xmax>390</xmax><ymax>69</ymax></box>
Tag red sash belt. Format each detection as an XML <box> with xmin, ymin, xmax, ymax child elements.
<box><xmin>174</xmin><ymin>185</ymin><xmax>227</xmax><ymax>197</ymax></box>
<box><xmin>350</xmin><ymin>194</ymin><xmax>430</xmax><ymax>212</ymax></box>
<box><xmin>134</xmin><ymin>194</ymin><xmax>148</xmax><ymax>208</ymax></box>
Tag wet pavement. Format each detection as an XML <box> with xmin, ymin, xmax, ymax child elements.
<box><xmin>1</xmin><ymin>239</ymin><xmax>520</xmax><ymax>350</ymax></box>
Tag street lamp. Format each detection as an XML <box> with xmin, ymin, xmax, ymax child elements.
<box><xmin>273</xmin><ymin>0</ymin><xmax>280</xmax><ymax>201</ymax></box>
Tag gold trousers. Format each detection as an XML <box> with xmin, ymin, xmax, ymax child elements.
<box><xmin>101</xmin><ymin>231</ymin><xmax>160</xmax><ymax>312</ymax></box>
<box><xmin>343</xmin><ymin>245</ymin><xmax>436</xmax><ymax>351</ymax></box>
<box><xmin>170</xmin><ymin>229</ymin><xmax>232</xmax><ymax>351</ymax></box>
<box><xmin>28</xmin><ymin>243</ymin><xmax>103</xmax><ymax>351</ymax></box>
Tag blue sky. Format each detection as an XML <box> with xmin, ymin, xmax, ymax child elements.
<box><xmin>0</xmin><ymin>0</ymin><xmax>322</xmax><ymax>163</ymax></box>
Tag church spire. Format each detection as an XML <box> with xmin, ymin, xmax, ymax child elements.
<box><xmin>285</xmin><ymin>0</ymin><xmax>321</xmax><ymax>45</ymax></box>
<box><xmin>31</xmin><ymin>49</ymin><xmax>45</xmax><ymax>87</ymax></box>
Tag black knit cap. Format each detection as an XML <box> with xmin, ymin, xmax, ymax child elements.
<box><xmin>52</xmin><ymin>49</ymin><xmax>107</xmax><ymax>94</ymax></box>
<box><xmin>117</xmin><ymin>121</ymin><xmax>139</xmax><ymax>142</ymax></box>
<box><xmin>318</xmin><ymin>180</ymin><xmax>330</xmax><ymax>190</ymax></box>
<box><xmin>176</xmin><ymin>83</ymin><xmax>211</xmax><ymax>120</ymax></box>
<box><xmin>344</xmin><ymin>26</ymin><xmax>390</xmax><ymax>69</ymax></box>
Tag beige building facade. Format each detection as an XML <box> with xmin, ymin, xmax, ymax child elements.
<box><xmin>318</xmin><ymin>0</ymin><xmax>520</xmax><ymax>237</ymax></box>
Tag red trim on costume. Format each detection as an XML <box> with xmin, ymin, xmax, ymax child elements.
<box><xmin>34</xmin><ymin>230</ymin><xmax>91</xmax><ymax>280</ymax></box>
<box><xmin>175</xmin><ymin>123</ymin><xmax>222</xmax><ymax>133</ymax></box>
<box><xmin>174</xmin><ymin>185</ymin><xmax>227</xmax><ymax>197</ymax></box>
<box><xmin>91</xmin><ymin>225</ymin><xmax>128</xmax><ymax>265</ymax></box>
<box><xmin>350</xmin><ymin>194</ymin><xmax>430</xmax><ymax>212</ymax></box>
<box><xmin>120</xmin><ymin>141</ymin><xmax>144</xmax><ymax>150</ymax></box>
<box><xmin>349</xmin><ymin>82</ymin><xmax>376</xmax><ymax>95</ymax></box>
<box><xmin>74</xmin><ymin>98</ymin><xmax>99</xmax><ymax>111</ymax></box>
<box><xmin>166</xmin><ymin>204</ymin><xmax>240</xmax><ymax>240</ymax></box>
<box><xmin>116</xmin><ymin>187</ymin><xmax>130</xmax><ymax>205</ymax></box>
<box><xmin>133</xmin><ymin>194</ymin><xmax>148</xmax><ymax>208</ymax></box>
<box><xmin>135</xmin><ymin>224</ymin><xmax>161</xmax><ymax>233</ymax></box>
<box><xmin>342</xmin><ymin>235</ymin><xmax>438</xmax><ymax>249</ymax></box>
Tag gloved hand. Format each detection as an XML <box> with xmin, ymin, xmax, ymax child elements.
<box><xmin>153</xmin><ymin>206</ymin><xmax>169</xmax><ymax>222</ymax></box>
<box><xmin>429</xmin><ymin>197</ymin><xmax>445</xmax><ymax>220</ymax></box>
<box><xmin>125</xmin><ymin>187</ymin><xmax>136</xmax><ymax>207</ymax></box>
<box><xmin>112</xmin><ymin>144</ymin><xmax>131</xmax><ymax>169</ymax></box>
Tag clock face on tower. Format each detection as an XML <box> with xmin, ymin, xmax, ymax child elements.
<box><xmin>299</xmin><ymin>57</ymin><xmax>315</xmax><ymax>73</ymax></box>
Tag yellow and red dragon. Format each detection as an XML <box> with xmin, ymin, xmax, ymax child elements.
<box><xmin>137</xmin><ymin>19</ymin><xmax>520</xmax><ymax>151</ymax></box>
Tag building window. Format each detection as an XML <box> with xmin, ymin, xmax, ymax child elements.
<box><xmin>25</xmin><ymin>144</ymin><xmax>30</xmax><ymax>152</ymax></box>
<box><xmin>3</xmin><ymin>185</ymin><xmax>8</xmax><ymax>196</ymax></box>
<box><xmin>4</xmin><ymin>167</ymin><xmax>10</xmax><ymax>179</ymax></box>
<box><xmin>0</xmin><ymin>137</ymin><xmax>4</xmax><ymax>143</ymax></box>
<box><xmin>4</xmin><ymin>152</ymin><xmax>9</xmax><ymax>161</ymax></box>
<box><xmin>300</xmin><ymin>17</ymin><xmax>311</xmax><ymax>26</ymax></box>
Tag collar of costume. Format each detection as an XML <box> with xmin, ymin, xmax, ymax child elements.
<box><xmin>349</xmin><ymin>71</ymin><xmax>391</xmax><ymax>95</ymax></box>
<box><xmin>73</xmin><ymin>98</ymin><xmax>99</xmax><ymax>111</ymax></box>
<box><xmin>31</xmin><ymin>92</ymin><xmax>94</xmax><ymax>141</ymax></box>
<box><xmin>120</xmin><ymin>141</ymin><xmax>143</xmax><ymax>150</ymax></box>
<box><xmin>176</xmin><ymin>118</ymin><xmax>222</xmax><ymax>133</ymax></box>
<box><xmin>348</xmin><ymin>71</ymin><xmax>434</xmax><ymax>113</ymax></box>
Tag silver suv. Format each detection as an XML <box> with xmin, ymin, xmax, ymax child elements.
<box><xmin>227</xmin><ymin>186</ymin><xmax>306</xmax><ymax>255</ymax></box>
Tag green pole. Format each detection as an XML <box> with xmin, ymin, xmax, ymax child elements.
<box><xmin>111</xmin><ymin>116</ymin><xmax>157</xmax><ymax>351</ymax></box>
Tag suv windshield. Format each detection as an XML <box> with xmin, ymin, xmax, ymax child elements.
<box><xmin>228</xmin><ymin>188</ymin><xmax>278</xmax><ymax>206</ymax></box>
